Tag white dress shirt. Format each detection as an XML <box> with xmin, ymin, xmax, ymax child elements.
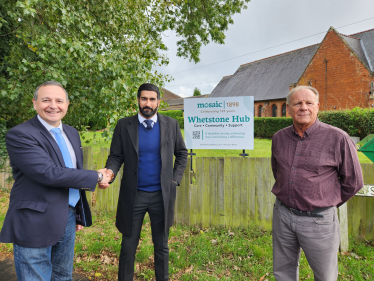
<box><xmin>37</xmin><ymin>115</ymin><xmax>77</xmax><ymax>169</ymax></box>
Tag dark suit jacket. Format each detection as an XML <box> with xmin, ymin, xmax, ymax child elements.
<box><xmin>105</xmin><ymin>113</ymin><xmax>187</xmax><ymax>236</ymax></box>
<box><xmin>0</xmin><ymin>116</ymin><xmax>98</xmax><ymax>248</ymax></box>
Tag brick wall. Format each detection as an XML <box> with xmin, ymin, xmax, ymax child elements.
<box><xmin>254</xmin><ymin>99</ymin><xmax>289</xmax><ymax>117</ymax></box>
<box><xmin>297</xmin><ymin>29</ymin><xmax>374</xmax><ymax>111</ymax></box>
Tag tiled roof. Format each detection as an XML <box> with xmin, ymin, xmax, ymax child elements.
<box><xmin>341</xmin><ymin>35</ymin><xmax>370</xmax><ymax>70</ymax></box>
<box><xmin>349</xmin><ymin>29</ymin><xmax>374</xmax><ymax>71</ymax></box>
<box><xmin>210</xmin><ymin>27</ymin><xmax>374</xmax><ymax>100</ymax></box>
<box><xmin>210</xmin><ymin>45</ymin><xmax>319</xmax><ymax>100</ymax></box>
<box><xmin>161</xmin><ymin>88</ymin><xmax>181</xmax><ymax>101</ymax></box>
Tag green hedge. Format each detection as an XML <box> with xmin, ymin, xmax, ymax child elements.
<box><xmin>254</xmin><ymin>117</ymin><xmax>293</xmax><ymax>138</ymax></box>
<box><xmin>0</xmin><ymin>118</ymin><xmax>8</xmax><ymax>171</ymax></box>
<box><xmin>318</xmin><ymin>108</ymin><xmax>374</xmax><ymax>139</ymax></box>
<box><xmin>176</xmin><ymin>117</ymin><xmax>184</xmax><ymax>129</ymax></box>
<box><xmin>159</xmin><ymin>110</ymin><xmax>183</xmax><ymax>119</ymax></box>
<box><xmin>159</xmin><ymin>110</ymin><xmax>184</xmax><ymax>129</ymax></box>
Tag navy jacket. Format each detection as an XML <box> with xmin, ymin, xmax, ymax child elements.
<box><xmin>0</xmin><ymin>116</ymin><xmax>98</xmax><ymax>248</ymax></box>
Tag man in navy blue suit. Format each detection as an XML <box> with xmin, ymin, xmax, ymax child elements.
<box><xmin>0</xmin><ymin>81</ymin><xmax>111</xmax><ymax>281</ymax></box>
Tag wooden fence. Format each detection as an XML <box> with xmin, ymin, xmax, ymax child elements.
<box><xmin>1</xmin><ymin>147</ymin><xmax>373</xmax><ymax>242</ymax></box>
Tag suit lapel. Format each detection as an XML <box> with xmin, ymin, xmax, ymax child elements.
<box><xmin>30</xmin><ymin>116</ymin><xmax>66</xmax><ymax>167</ymax></box>
<box><xmin>127</xmin><ymin>115</ymin><xmax>139</xmax><ymax>154</ymax></box>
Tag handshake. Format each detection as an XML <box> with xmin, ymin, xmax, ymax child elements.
<box><xmin>97</xmin><ymin>168</ymin><xmax>115</xmax><ymax>189</ymax></box>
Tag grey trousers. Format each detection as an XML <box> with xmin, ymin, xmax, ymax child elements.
<box><xmin>272</xmin><ymin>198</ymin><xmax>340</xmax><ymax>281</ymax></box>
<box><xmin>118</xmin><ymin>190</ymin><xmax>169</xmax><ymax>281</ymax></box>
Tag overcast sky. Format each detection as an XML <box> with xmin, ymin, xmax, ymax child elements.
<box><xmin>156</xmin><ymin>0</ymin><xmax>374</xmax><ymax>98</ymax></box>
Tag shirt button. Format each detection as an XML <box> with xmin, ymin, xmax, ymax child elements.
<box><xmin>296</xmin><ymin>153</ymin><xmax>298</xmax><ymax>156</ymax></box>
<box><xmin>133</xmin><ymin>172</ymin><xmax>137</xmax><ymax>175</ymax></box>
<box><xmin>290</xmin><ymin>182</ymin><xmax>292</xmax><ymax>184</ymax></box>
<box><xmin>290</xmin><ymin>196</ymin><xmax>292</xmax><ymax>199</ymax></box>
<box><xmin>292</xmin><ymin>167</ymin><xmax>295</xmax><ymax>170</ymax></box>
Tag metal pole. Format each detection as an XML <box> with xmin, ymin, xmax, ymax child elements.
<box><xmin>239</xmin><ymin>149</ymin><xmax>248</xmax><ymax>157</ymax></box>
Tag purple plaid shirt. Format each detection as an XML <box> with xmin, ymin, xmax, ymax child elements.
<box><xmin>271</xmin><ymin>119</ymin><xmax>363</xmax><ymax>211</ymax></box>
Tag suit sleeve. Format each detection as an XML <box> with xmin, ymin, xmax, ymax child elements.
<box><xmin>105</xmin><ymin>120</ymin><xmax>125</xmax><ymax>176</ymax></box>
<box><xmin>172</xmin><ymin>120</ymin><xmax>188</xmax><ymax>185</ymax></box>
<box><xmin>6</xmin><ymin>127</ymin><xmax>98</xmax><ymax>191</ymax></box>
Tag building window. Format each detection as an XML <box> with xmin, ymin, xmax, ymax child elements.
<box><xmin>282</xmin><ymin>103</ymin><xmax>286</xmax><ymax>117</ymax></box>
<box><xmin>259</xmin><ymin>105</ymin><xmax>263</xmax><ymax>117</ymax></box>
<box><xmin>272</xmin><ymin>104</ymin><xmax>277</xmax><ymax>117</ymax></box>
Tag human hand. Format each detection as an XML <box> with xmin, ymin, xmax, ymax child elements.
<box><xmin>97</xmin><ymin>168</ymin><xmax>110</xmax><ymax>189</ymax></box>
<box><xmin>76</xmin><ymin>224</ymin><xmax>84</xmax><ymax>231</ymax></box>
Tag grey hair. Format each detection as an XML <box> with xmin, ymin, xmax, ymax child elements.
<box><xmin>34</xmin><ymin>81</ymin><xmax>69</xmax><ymax>101</ymax></box>
<box><xmin>286</xmin><ymin>85</ymin><xmax>319</xmax><ymax>104</ymax></box>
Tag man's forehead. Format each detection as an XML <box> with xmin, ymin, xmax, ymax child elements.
<box><xmin>140</xmin><ymin>90</ymin><xmax>158</xmax><ymax>98</ymax></box>
<box><xmin>291</xmin><ymin>89</ymin><xmax>317</xmax><ymax>101</ymax></box>
<box><xmin>37</xmin><ymin>87</ymin><xmax>67</xmax><ymax>102</ymax></box>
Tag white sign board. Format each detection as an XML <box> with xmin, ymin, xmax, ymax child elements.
<box><xmin>184</xmin><ymin>96</ymin><xmax>254</xmax><ymax>149</ymax></box>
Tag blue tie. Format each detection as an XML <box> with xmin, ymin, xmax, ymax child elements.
<box><xmin>50</xmin><ymin>128</ymin><xmax>80</xmax><ymax>207</ymax></box>
<box><xmin>144</xmin><ymin>119</ymin><xmax>153</xmax><ymax>130</ymax></box>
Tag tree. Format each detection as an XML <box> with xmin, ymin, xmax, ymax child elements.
<box><xmin>0</xmin><ymin>0</ymin><xmax>249</xmax><ymax>130</ymax></box>
<box><xmin>193</xmin><ymin>87</ymin><xmax>202</xmax><ymax>96</ymax></box>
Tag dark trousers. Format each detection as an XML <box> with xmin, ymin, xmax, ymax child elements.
<box><xmin>118</xmin><ymin>190</ymin><xmax>169</xmax><ymax>281</ymax></box>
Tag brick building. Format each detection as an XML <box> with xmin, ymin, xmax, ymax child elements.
<box><xmin>210</xmin><ymin>27</ymin><xmax>374</xmax><ymax>117</ymax></box>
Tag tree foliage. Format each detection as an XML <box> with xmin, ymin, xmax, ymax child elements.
<box><xmin>0</xmin><ymin>0</ymin><xmax>249</xmax><ymax>129</ymax></box>
<box><xmin>193</xmin><ymin>87</ymin><xmax>202</xmax><ymax>96</ymax></box>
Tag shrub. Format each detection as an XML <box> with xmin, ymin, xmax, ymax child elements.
<box><xmin>318</xmin><ymin>108</ymin><xmax>374</xmax><ymax>139</ymax></box>
<box><xmin>254</xmin><ymin>117</ymin><xmax>293</xmax><ymax>138</ymax></box>
<box><xmin>159</xmin><ymin>110</ymin><xmax>183</xmax><ymax>119</ymax></box>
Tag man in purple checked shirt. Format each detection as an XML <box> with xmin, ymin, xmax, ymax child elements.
<box><xmin>271</xmin><ymin>85</ymin><xmax>363</xmax><ymax>281</ymax></box>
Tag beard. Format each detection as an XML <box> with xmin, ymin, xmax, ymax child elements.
<box><xmin>139</xmin><ymin>105</ymin><xmax>158</xmax><ymax>118</ymax></box>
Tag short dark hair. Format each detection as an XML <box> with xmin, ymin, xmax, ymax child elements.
<box><xmin>137</xmin><ymin>83</ymin><xmax>160</xmax><ymax>100</ymax></box>
<box><xmin>34</xmin><ymin>81</ymin><xmax>69</xmax><ymax>101</ymax></box>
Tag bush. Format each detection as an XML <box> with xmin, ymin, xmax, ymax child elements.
<box><xmin>254</xmin><ymin>117</ymin><xmax>293</xmax><ymax>138</ymax></box>
<box><xmin>0</xmin><ymin>118</ymin><xmax>8</xmax><ymax>171</ymax></box>
<box><xmin>87</xmin><ymin>116</ymin><xmax>108</xmax><ymax>130</ymax></box>
<box><xmin>159</xmin><ymin>110</ymin><xmax>183</xmax><ymax>119</ymax></box>
<box><xmin>318</xmin><ymin>108</ymin><xmax>374</xmax><ymax>139</ymax></box>
<box><xmin>159</xmin><ymin>110</ymin><xmax>184</xmax><ymax>128</ymax></box>
<box><xmin>176</xmin><ymin>117</ymin><xmax>184</xmax><ymax>129</ymax></box>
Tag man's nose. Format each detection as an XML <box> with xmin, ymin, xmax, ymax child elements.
<box><xmin>300</xmin><ymin>102</ymin><xmax>307</xmax><ymax>109</ymax></box>
<box><xmin>49</xmin><ymin>101</ymin><xmax>58</xmax><ymax>108</ymax></box>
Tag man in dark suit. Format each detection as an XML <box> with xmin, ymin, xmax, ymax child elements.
<box><xmin>0</xmin><ymin>81</ymin><xmax>110</xmax><ymax>280</ymax></box>
<box><xmin>101</xmin><ymin>83</ymin><xmax>187</xmax><ymax>281</ymax></box>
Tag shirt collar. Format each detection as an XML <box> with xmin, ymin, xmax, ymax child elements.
<box><xmin>292</xmin><ymin>118</ymin><xmax>320</xmax><ymax>138</ymax></box>
<box><xmin>138</xmin><ymin>113</ymin><xmax>158</xmax><ymax>124</ymax></box>
<box><xmin>37</xmin><ymin>115</ymin><xmax>63</xmax><ymax>133</ymax></box>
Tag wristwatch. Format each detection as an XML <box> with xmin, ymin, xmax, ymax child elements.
<box><xmin>98</xmin><ymin>172</ymin><xmax>103</xmax><ymax>183</ymax></box>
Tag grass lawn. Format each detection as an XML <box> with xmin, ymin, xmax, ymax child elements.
<box><xmin>80</xmin><ymin>129</ymin><xmax>372</xmax><ymax>163</ymax></box>
<box><xmin>1</xmin><ymin>187</ymin><xmax>373</xmax><ymax>280</ymax></box>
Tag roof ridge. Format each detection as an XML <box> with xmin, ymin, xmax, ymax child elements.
<box><xmin>340</xmin><ymin>33</ymin><xmax>361</xmax><ymax>40</ymax></box>
<box><xmin>222</xmin><ymin>75</ymin><xmax>233</xmax><ymax>78</ymax></box>
<box><xmin>349</xmin><ymin>28</ymin><xmax>374</xmax><ymax>36</ymax></box>
<box><xmin>239</xmin><ymin>43</ymin><xmax>320</xmax><ymax>67</ymax></box>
